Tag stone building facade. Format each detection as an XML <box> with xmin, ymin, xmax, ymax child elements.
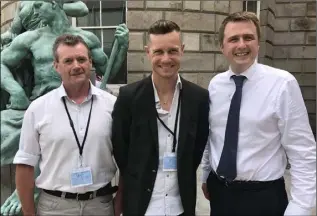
<box><xmin>1</xmin><ymin>0</ymin><xmax>316</xmax><ymax>130</ymax></box>
<box><xmin>0</xmin><ymin>0</ymin><xmax>316</xmax><ymax>208</ymax></box>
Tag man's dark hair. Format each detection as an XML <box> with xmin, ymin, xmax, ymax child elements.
<box><xmin>53</xmin><ymin>34</ymin><xmax>91</xmax><ymax>62</ymax></box>
<box><xmin>147</xmin><ymin>19</ymin><xmax>181</xmax><ymax>40</ymax></box>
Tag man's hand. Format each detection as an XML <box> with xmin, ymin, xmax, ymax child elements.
<box><xmin>114</xmin><ymin>24</ymin><xmax>129</xmax><ymax>48</ymax></box>
<box><xmin>202</xmin><ymin>183</ymin><xmax>210</xmax><ymax>200</ymax></box>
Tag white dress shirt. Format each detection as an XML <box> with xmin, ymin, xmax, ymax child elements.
<box><xmin>201</xmin><ymin>61</ymin><xmax>316</xmax><ymax>215</ymax></box>
<box><xmin>145</xmin><ymin>75</ymin><xmax>184</xmax><ymax>216</ymax></box>
<box><xmin>13</xmin><ymin>83</ymin><xmax>117</xmax><ymax>194</ymax></box>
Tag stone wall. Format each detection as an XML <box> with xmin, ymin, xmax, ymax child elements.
<box><xmin>1</xmin><ymin>1</ymin><xmax>18</xmax><ymax>33</ymax></box>
<box><xmin>127</xmin><ymin>1</ymin><xmax>243</xmax><ymax>88</ymax></box>
<box><xmin>271</xmin><ymin>0</ymin><xmax>316</xmax><ymax>133</ymax></box>
<box><xmin>1</xmin><ymin>0</ymin><xmax>316</xmax><ymax>131</ymax></box>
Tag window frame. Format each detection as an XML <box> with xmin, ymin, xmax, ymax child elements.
<box><xmin>71</xmin><ymin>1</ymin><xmax>128</xmax><ymax>85</ymax></box>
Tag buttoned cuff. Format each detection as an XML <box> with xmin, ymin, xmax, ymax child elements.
<box><xmin>13</xmin><ymin>150</ymin><xmax>39</xmax><ymax>167</ymax></box>
<box><xmin>201</xmin><ymin>169</ymin><xmax>211</xmax><ymax>183</ymax></box>
<box><xmin>284</xmin><ymin>201</ymin><xmax>313</xmax><ymax>216</ymax></box>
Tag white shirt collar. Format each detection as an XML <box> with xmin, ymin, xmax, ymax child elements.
<box><xmin>57</xmin><ymin>81</ymin><xmax>100</xmax><ymax>101</ymax></box>
<box><xmin>151</xmin><ymin>74</ymin><xmax>182</xmax><ymax>103</ymax></box>
<box><xmin>228</xmin><ymin>60</ymin><xmax>258</xmax><ymax>81</ymax></box>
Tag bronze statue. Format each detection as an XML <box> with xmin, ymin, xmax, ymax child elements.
<box><xmin>0</xmin><ymin>1</ymin><xmax>129</xmax><ymax>215</ymax></box>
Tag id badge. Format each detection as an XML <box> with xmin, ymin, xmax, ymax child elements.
<box><xmin>70</xmin><ymin>166</ymin><xmax>93</xmax><ymax>187</ymax></box>
<box><xmin>163</xmin><ymin>152</ymin><xmax>177</xmax><ymax>171</ymax></box>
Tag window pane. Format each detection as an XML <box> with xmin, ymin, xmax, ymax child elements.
<box><xmin>243</xmin><ymin>1</ymin><xmax>258</xmax><ymax>13</ymax></box>
<box><xmin>77</xmin><ymin>1</ymin><xmax>100</xmax><ymax>27</ymax></box>
<box><xmin>102</xmin><ymin>29</ymin><xmax>127</xmax><ymax>84</ymax></box>
<box><xmin>84</xmin><ymin>29</ymin><xmax>102</xmax><ymax>42</ymax></box>
<box><xmin>101</xmin><ymin>1</ymin><xmax>126</xmax><ymax>26</ymax></box>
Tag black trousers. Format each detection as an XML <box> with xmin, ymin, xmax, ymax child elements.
<box><xmin>207</xmin><ymin>172</ymin><xmax>288</xmax><ymax>216</ymax></box>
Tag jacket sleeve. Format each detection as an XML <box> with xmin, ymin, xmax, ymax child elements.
<box><xmin>112</xmin><ymin>87</ymin><xmax>132</xmax><ymax>176</ymax></box>
<box><xmin>193</xmin><ymin>90</ymin><xmax>210</xmax><ymax>170</ymax></box>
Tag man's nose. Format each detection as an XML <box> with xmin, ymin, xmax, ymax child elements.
<box><xmin>161</xmin><ymin>52</ymin><xmax>171</xmax><ymax>61</ymax></box>
<box><xmin>237</xmin><ymin>38</ymin><xmax>247</xmax><ymax>48</ymax></box>
<box><xmin>72</xmin><ymin>60</ymin><xmax>81</xmax><ymax>68</ymax></box>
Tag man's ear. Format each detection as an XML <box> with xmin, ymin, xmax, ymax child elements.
<box><xmin>53</xmin><ymin>61</ymin><xmax>59</xmax><ymax>73</ymax></box>
<box><xmin>145</xmin><ymin>45</ymin><xmax>151</xmax><ymax>59</ymax></box>
<box><xmin>181</xmin><ymin>44</ymin><xmax>185</xmax><ymax>54</ymax></box>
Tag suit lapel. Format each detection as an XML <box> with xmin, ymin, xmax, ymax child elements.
<box><xmin>177</xmin><ymin>78</ymin><xmax>195</xmax><ymax>163</ymax></box>
<box><xmin>141</xmin><ymin>76</ymin><xmax>159</xmax><ymax>154</ymax></box>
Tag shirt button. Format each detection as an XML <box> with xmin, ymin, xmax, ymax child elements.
<box><xmin>152</xmin><ymin>169</ymin><xmax>156</xmax><ymax>173</ymax></box>
<box><xmin>166</xmin><ymin>194</ymin><xmax>168</xmax><ymax>196</ymax></box>
<box><xmin>166</xmin><ymin>174</ymin><xmax>169</xmax><ymax>177</ymax></box>
<box><xmin>168</xmin><ymin>134</ymin><xmax>171</xmax><ymax>137</ymax></box>
<box><xmin>147</xmin><ymin>188</ymin><xmax>151</xmax><ymax>192</ymax></box>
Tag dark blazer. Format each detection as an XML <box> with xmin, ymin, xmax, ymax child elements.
<box><xmin>112</xmin><ymin>75</ymin><xmax>209</xmax><ymax>216</ymax></box>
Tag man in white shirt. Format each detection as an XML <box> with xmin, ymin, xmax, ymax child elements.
<box><xmin>13</xmin><ymin>34</ymin><xmax>118</xmax><ymax>216</ymax></box>
<box><xmin>112</xmin><ymin>20</ymin><xmax>209</xmax><ymax>216</ymax></box>
<box><xmin>201</xmin><ymin>11</ymin><xmax>316</xmax><ymax>216</ymax></box>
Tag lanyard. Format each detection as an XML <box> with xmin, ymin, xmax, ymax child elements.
<box><xmin>155</xmin><ymin>90</ymin><xmax>182</xmax><ymax>153</ymax></box>
<box><xmin>62</xmin><ymin>97</ymin><xmax>93</xmax><ymax>157</ymax></box>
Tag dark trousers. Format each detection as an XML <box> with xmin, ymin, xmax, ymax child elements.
<box><xmin>207</xmin><ymin>172</ymin><xmax>288</xmax><ymax>216</ymax></box>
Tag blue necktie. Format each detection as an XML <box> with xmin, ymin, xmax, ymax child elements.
<box><xmin>216</xmin><ymin>75</ymin><xmax>246</xmax><ymax>181</ymax></box>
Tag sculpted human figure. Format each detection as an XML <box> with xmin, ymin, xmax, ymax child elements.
<box><xmin>0</xmin><ymin>1</ymin><xmax>128</xmax><ymax>215</ymax></box>
<box><xmin>1</xmin><ymin>0</ymin><xmax>89</xmax><ymax>50</ymax></box>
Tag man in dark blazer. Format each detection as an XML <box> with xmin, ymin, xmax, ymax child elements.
<box><xmin>112</xmin><ymin>20</ymin><xmax>209</xmax><ymax>216</ymax></box>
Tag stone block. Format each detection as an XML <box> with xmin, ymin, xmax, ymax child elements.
<box><xmin>260</xmin><ymin>10</ymin><xmax>268</xmax><ymax>26</ymax></box>
<box><xmin>294</xmin><ymin>73</ymin><xmax>316</xmax><ymax>86</ymax></box>
<box><xmin>180</xmin><ymin>53</ymin><xmax>215</xmax><ymax>71</ymax></box>
<box><xmin>289</xmin><ymin>46</ymin><xmax>316</xmax><ymax>58</ymax></box>
<box><xmin>307</xmin><ymin>2</ymin><xmax>316</xmax><ymax>16</ymax></box>
<box><xmin>259</xmin><ymin>42</ymin><xmax>273</xmax><ymax>58</ymax></box>
<box><xmin>229</xmin><ymin>1</ymin><xmax>243</xmax><ymax>13</ymax></box>
<box><xmin>291</xmin><ymin>18</ymin><xmax>316</xmax><ymax>31</ymax></box>
<box><xmin>273</xmin><ymin>59</ymin><xmax>302</xmax><ymax>72</ymax></box>
<box><xmin>260</xmin><ymin>58</ymin><xmax>273</xmax><ymax>67</ymax></box>
<box><xmin>179</xmin><ymin>73</ymin><xmax>198</xmax><ymax>84</ymax></box>
<box><xmin>165</xmin><ymin>12</ymin><xmax>215</xmax><ymax>32</ymax></box>
<box><xmin>201</xmin><ymin>34</ymin><xmax>220</xmax><ymax>52</ymax></box>
<box><xmin>202</xmin><ymin>1</ymin><xmax>229</xmax><ymax>13</ymax></box>
<box><xmin>197</xmin><ymin>73</ymin><xmax>218</xmax><ymax>89</ymax></box>
<box><xmin>127</xmin><ymin>0</ymin><xmax>144</xmax><ymax>9</ymax></box>
<box><xmin>301</xmin><ymin>86</ymin><xmax>316</xmax><ymax>100</ymax></box>
<box><xmin>127</xmin><ymin>73</ymin><xmax>145</xmax><ymax>84</ymax></box>
<box><xmin>1</xmin><ymin>2</ymin><xmax>17</xmax><ymax>23</ymax></box>
<box><xmin>273</xmin><ymin>46</ymin><xmax>289</xmax><ymax>58</ymax></box>
<box><xmin>215</xmin><ymin>54</ymin><xmax>229</xmax><ymax>72</ymax></box>
<box><xmin>183</xmin><ymin>1</ymin><xmax>200</xmax><ymax>11</ymax></box>
<box><xmin>275</xmin><ymin>3</ymin><xmax>306</xmax><ymax>17</ymax></box>
<box><xmin>266</xmin><ymin>43</ymin><xmax>273</xmax><ymax>58</ymax></box>
<box><xmin>127</xmin><ymin>52</ymin><xmax>152</xmax><ymax>71</ymax></box>
<box><xmin>260</xmin><ymin>26</ymin><xmax>274</xmax><ymax>42</ymax></box>
<box><xmin>304</xmin><ymin>100</ymin><xmax>316</xmax><ymax>114</ymax></box>
<box><xmin>306</xmin><ymin>32</ymin><xmax>316</xmax><ymax>45</ymax></box>
<box><xmin>302</xmin><ymin>59</ymin><xmax>316</xmax><ymax>73</ymax></box>
<box><xmin>182</xmin><ymin>33</ymin><xmax>200</xmax><ymax>51</ymax></box>
<box><xmin>146</xmin><ymin>1</ymin><xmax>182</xmax><ymax>10</ymax></box>
<box><xmin>216</xmin><ymin>14</ymin><xmax>227</xmax><ymax>33</ymax></box>
<box><xmin>129</xmin><ymin>32</ymin><xmax>144</xmax><ymax>51</ymax></box>
<box><xmin>259</xmin><ymin>42</ymin><xmax>266</xmax><ymax>58</ymax></box>
<box><xmin>127</xmin><ymin>11</ymin><xmax>163</xmax><ymax>30</ymax></box>
<box><xmin>274</xmin><ymin>18</ymin><xmax>290</xmax><ymax>31</ymax></box>
<box><xmin>267</xmin><ymin>10</ymin><xmax>275</xmax><ymax>28</ymax></box>
<box><xmin>274</xmin><ymin>32</ymin><xmax>305</xmax><ymax>45</ymax></box>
